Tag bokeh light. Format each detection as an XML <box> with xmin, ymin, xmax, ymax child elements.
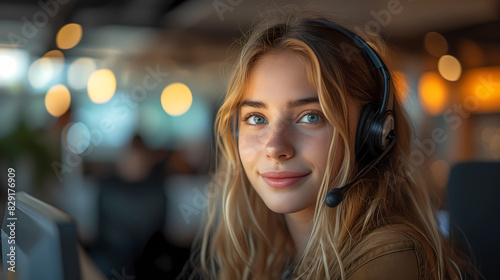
<box><xmin>0</xmin><ymin>54</ymin><xmax>17</xmax><ymax>79</ymax></box>
<box><xmin>418</xmin><ymin>72</ymin><xmax>449</xmax><ymax>115</ymax></box>
<box><xmin>43</xmin><ymin>50</ymin><xmax>64</xmax><ymax>59</ymax></box>
<box><xmin>56</xmin><ymin>23</ymin><xmax>83</xmax><ymax>50</ymax></box>
<box><xmin>139</xmin><ymin>95</ymin><xmax>209</xmax><ymax>149</ymax></box>
<box><xmin>0</xmin><ymin>48</ymin><xmax>28</xmax><ymax>87</ymax></box>
<box><xmin>67</xmin><ymin>122</ymin><xmax>91</xmax><ymax>154</ymax></box>
<box><xmin>87</xmin><ymin>69</ymin><xmax>116</xmax><ymax>104</ymax></box>
<box><xmin>460</xmin><ymin>66</ymin><xmax>500</xmax><ymax>113</ymax></box>
<box><xmin>161</xmin><ymin>82</ymin><xmax>193</xmax><ymax>116</ymax></box>
<box><xmin>424</xmin><ymin>32</ymin><xmax>448</xmax><ymax>57</ymax></box>
<box><xmin>74</xmin><ymin>92</ymin><xmax>137</xmax><ymax>150</ymax></box>
<box><xmin>68</xmin><ymin>57</ymin><xmax>97</xmax><ymax>90</ymax></box>
<box><xmin>438</xmin><ymin>55</ymin><xmax>462</xmax><ymax>81</ymax></box>
<box><xmin>45</xmin><ymin>84</ymin><xmax>71</xmax><ymax>117</ymax></box>
<box><xmin>43</xmin><ymin>50</ymin><xmax>65</xmax><ymax>81</ymax></box>
<box><xmin>28</xmin><ymin>57</ymin><xmax>54</xmax><ymax>89</ymax></box>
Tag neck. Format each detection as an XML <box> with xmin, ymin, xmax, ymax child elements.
<box><xmin>284</xmin><ymin>207</ymin><xmax>314</xmax><ymax>256</ymax></box>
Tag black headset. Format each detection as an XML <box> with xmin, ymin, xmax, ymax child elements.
<box><xmin>306</xmin><ymin>19</ymin><xmax>397</xmax><ymax>208</ymax></box>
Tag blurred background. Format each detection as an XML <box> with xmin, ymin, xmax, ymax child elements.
<box><xmin>0</xmin><ymin>0</ymin><xmax>499</xmax><ymax>279</ymax></box>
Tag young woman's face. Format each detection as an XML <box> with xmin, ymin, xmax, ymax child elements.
<box><xmin>238</xmin><ymin>52</ymin><xmax>336</xmax><ymax>214</ymax></box>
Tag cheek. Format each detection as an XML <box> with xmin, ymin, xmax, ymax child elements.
<box><xmin>238</xmin><ymin>132</ymin><xmax>265</xmax><ymax>165</ymax></box>
<box><xmin>313</xmin><ymin>137</ymin><xmax>331</xmax><ymax>166</ymax></box>
<box><xmin>300</xmin><ymin>128</ymin><xmax>335</xmax><ymax>171</ymax></box>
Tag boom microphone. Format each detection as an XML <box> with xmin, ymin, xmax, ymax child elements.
<box><xmin>325</xmin><ymin>132</ymin><xmax>396</xmax><ymax>208</ymax></box>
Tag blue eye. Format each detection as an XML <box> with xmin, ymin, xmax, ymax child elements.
<box><xmin>299</xmin><ymin>113</ymin><xmax>322</xmax><ymax>123</ymax></box>
<box><xmin>248</xmin><ymin>115</ymin><xmax>268</xmax><ymax>125</ymax></box>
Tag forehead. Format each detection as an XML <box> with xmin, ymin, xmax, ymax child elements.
<box><xmin>244</xmin><ymin>52</ymin><xmax>317</xmax><ymax>101</ymax></box>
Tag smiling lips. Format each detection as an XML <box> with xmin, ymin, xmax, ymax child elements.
<box><xmin>260</xmin><ymin>171</ymin><xmax>310</xmax><ymax>188</ymax></box>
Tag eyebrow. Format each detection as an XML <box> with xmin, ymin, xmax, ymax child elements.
<box><xmin>240</xmin><ymin>97</ymin><xmax>319</xmax><ymax>109</ymax></box>
<box><xmin>287</xmin><ymin>97</ymin><xmax>320</xmax><ymax>107</ymax></box>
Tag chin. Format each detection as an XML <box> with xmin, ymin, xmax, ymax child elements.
<box><xmin>260</xmin><ymin>195</ymin><xmax>313</xmax><ymax>214</ymax></box>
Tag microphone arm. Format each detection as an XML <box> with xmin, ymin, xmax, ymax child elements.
<box><xmin>325</xmin><ymin>132</ymin><xmax>396</xmax><ymax>208</ymax></box>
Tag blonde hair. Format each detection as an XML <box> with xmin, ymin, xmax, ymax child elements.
<box><xmin>186</xmin><ymin>8</ymin><xmax>475</xmax><ymax>280</ymax></box>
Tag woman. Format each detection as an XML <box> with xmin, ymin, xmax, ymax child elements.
<box><xmin>183</xmin><ymin>10</ymin><xmax>476</xmax><ymax>280</ymax></box>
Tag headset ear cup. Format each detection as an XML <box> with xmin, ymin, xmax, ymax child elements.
<box><xmin>355</xmin><ymin>104</ymin><xmax>378</xmax><ymax>164</ymax></box>
<box><xmin>373</xmin><ymin>111</ymin><xmax>395</xmax><ymax>154</ymax></box>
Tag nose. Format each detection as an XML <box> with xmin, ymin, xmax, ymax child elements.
<box><xmin>265</xmin><ymin>123</ymin><xmax>295</xmax><ymax>162</ymax></box>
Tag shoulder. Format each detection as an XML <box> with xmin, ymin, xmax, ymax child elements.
<box><xmin>345</xmin><ymin>228</ymin><xmax>425</xmax><ymax>280</ymax></box>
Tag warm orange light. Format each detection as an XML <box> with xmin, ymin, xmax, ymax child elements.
<box><xmin>161</xmin><ymin>82</ymin><xmax>193</xmax><ymax>116</ymax></box>
<box><xmin>45</xmin><ymin>84</ymin><xmax>71</xmax><ymax>117</ymax></box>
<box><xmin>87</xmin><ymin>69</ymin><xmax>116</xmax><ymax>104</ymax></box>
<box><xmin>418</xmin><ymin>72</ymin><xmax>449</xmax><ymax>115</ymax></box>
<box><xmin>460</xmin><ymin>66</ymin><xmax>500</xmax><ymax>114</ymax></box>
<box><xmin>43</xmin><ymin>50</ymin><xmax>64</xmax><ymax>59</ymax></box>
<box><xmin>56</xmin><ymin>23</ymin><xmax>83</xmax><ymax>50</ymax></box>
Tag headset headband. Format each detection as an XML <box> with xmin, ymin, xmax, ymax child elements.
<box><xmin>308</xmin><ymin>19</ymin><xmax>393</xmax><ymax>114</ymax></box>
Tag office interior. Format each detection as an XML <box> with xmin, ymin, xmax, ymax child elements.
<box><xmin>0</xmin><ymin>0</ymin><xmax>499</xmax><ymax>279</ymax></box>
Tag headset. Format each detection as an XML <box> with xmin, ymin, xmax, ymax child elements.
<box><xmin>306</xmin><ymin>19</ymin><xmax>397</xmax><ymax>208</ymax></box>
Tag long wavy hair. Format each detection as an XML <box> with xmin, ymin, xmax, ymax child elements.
<box><xmin>187</xmin><ymin>9</ymin><xmax>475</xmax><ymax>280</ymax></box>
